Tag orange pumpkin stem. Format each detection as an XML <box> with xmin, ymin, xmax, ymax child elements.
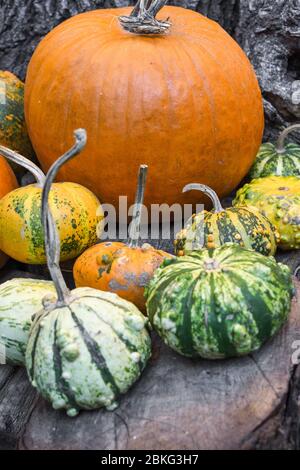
<box><xmin>128</xmin><ymin>164</ymin><xmax>148</xmax><ymax>248</ymax></box>
<box><xmin>119</xmin><ymin>0</ymin><xmax>170</xmax><ymax>35</ymax></box>
<box><xmin>0</xmin><ymin>145</ymin><xmax>45</xmax><ymax>187</ymax></box>
<box><xmin>41</xmin><ymin>129</ymin><xmax>87</xmax><ymax>305</ymax></box>
<box><xmin>183</xmin><ymin>183</ymin><xmax>224</xmax><ymax>213</ymax></box>
<box><xmin>276</xmin><ymin>124</ymin><xmax>300</xmax><ymax>154</ymax></box>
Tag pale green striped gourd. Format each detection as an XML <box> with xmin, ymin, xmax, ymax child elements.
<box><xmin>146</xmin><ymin>244</ymin><xmax>294</xmax><ymax>359</ymax></box>
<box><xmin>249</xmin><ymin>124</ymin><xmax>300</xmax><ymax>178</ymax></box>
<box><xmin>25</xmin><ymin>129</ymin><xmax>151</xmax><ymax>417</ymax></box>
<box><xmin>0</xmin><ymin>278</ymin><xmax>55</xmax><ymax>365</ymax></box>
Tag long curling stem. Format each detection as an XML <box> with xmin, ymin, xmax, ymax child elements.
<box><xmin>41</xmin><ymin>129</ymin><xmax>87</xmax><ymax>305</ymax></box>
<box><xmin>183</xmin><ymin>183</ymin><xmax>224</xmax><ymax>213</ymax></box>
<box><xmin>276</xmin><ymin>124</ymin><xmax>300</xmax><ymax>154</ymax></box>
<box><xmin>128</xmin><ymin>165</ymin><xmax>148</xmax><ymax>248</ymax></box>
<box><xmin>0</xmin><ymin>145</ymin><xmax>46</xmax><ymax>186</ymax></box>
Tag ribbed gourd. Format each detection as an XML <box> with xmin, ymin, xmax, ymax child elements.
<box><xmin>0</xmin><ymin>144</ymin><xmax>104</xmax><ymax>264</ymax></box>
<box><xmin>233</xmin><ymin>176</ymin><xmax>300</xmax><ymax>250</ymax></box>
<box><xmin>249</xmin><ymin>124</ymin><xmax>300</xmax><ymax>179</ymax></box>
<box><xmin>146</xmin><ymin>244</ymin><xmax>293</xmax><ymax>359</ymax></box>
<box><xmin>24</xmin><ymin>1</ymin><xmax>264</xmax><ymax>211</ymax></box>
<box><xmin>174</xmin><ymin>184</ymin><xmax>279</xmax><ymax>256</ymax></box>
<box><xmin>73</xmin><ymin>165</ymin><xmax>172</xmax><ymax>313</ymax></box>
<box><xmin>0</xmin><ymin>71</ymin><xmax>35</xmax><ymax>176</ymax></box>
<box><xmin>26</xmin><ymin>130</ymin><xmax>151</xmax><ymax>417</ymax></box>
<box><xmin>0</xmin><ymin>278</ymin><xmax>55</xmax><ymax>365</ymax></box>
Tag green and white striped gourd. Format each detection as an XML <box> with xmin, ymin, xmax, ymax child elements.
<box><xmin>0</xmin><ymin>278</ymin><xmax>55</xmax><ymax>365</ymax></box>
<box><xmin>174</xmin><ymin>184</ymin><xmax>279</xmax><ymax>256</ymax></box>
<box><xmin>249</xmin><ymin>124</ymin><xmax>300</xmax><ymax>178</ymax></box>
<box><xmin>25</xmin><ymin>129</ymin><xmax>151</xmax><ymax>417</ymax></box>
<box><xmin>146</xmin><ymin>244</ymin><xmax>294</xmax><ymax>359</ymax></box>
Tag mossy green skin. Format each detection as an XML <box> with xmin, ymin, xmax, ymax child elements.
<box><xmin>146</xmin><ymin>244</ymin><xmax>294</xmax><ymax>359</ymax></box>
<box><xmin>175</xmin><ymin>207</ymin><xmax>279</xmax><ymax>257</ymax></box>
<box><xmin>233</xmin><ymin>176</ymin><xmax>300</xmax><ymax>250</ymax></box>
<box><xmin>0</xmin><ymin>278</ymin><xmax>55</xmax><ymax>365</ymax></box>
<box><xmin>26</xmin><ymin>288</ymin><xmax>151</xmax><ymax>417</ymax></box>
<box><xmin>249</xmin><ymin>143</ymin><xmax>300</xmax><ymax>179</ymax></box>
<box><xmin>0</xmin><ymin>71</ymin><xmax>35</xmax><ymax>175</ymax></box>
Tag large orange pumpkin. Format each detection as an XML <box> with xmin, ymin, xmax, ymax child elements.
<box><xmin>0</xmin><ymin>155</ymin><xmax>18</xmax><ymax>267</ymax></box>
<box><xmin>25</xmin><ymin>2</ymin><xmax>264</xmax><ymax>210</ymax></box>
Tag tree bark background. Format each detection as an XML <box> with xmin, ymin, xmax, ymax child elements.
<box><xmin>0</xmin><ymin>0</ymin><xmax>299</xmax><ymax>141</ymax></box>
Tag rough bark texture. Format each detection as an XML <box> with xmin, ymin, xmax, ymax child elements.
<box><xmin>0</xmin><ymin>0</ymin><xmax>300</xmax><ymax>141</ymax></box>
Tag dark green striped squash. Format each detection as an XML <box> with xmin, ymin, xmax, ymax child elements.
<box><xmin>175</xmin><ymin>184</ymin><xmax>279</xmax><ymax>257</ymax></box>
<box><xmin>249</xmin><ymin>124</ymin><xmax>300</xmax><ymax>179</ymax></box>
<box><xmin>0</xmin><ymin>71</ymin><xmax>35</xmax><ymax>176</ymax></box>
<box><xmin>146</xmin><ymin>244</ymin><xmax>294</xmax><ymax>359</ymax></box>
<box><xmin>25</xmin><ymin>129</ymin><xmax>151</xmax><ymax>417</ymax></box>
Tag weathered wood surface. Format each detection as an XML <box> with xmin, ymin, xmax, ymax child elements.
<box><xmin>0</xmin><ymin>253</ymin><xmax>299</xmax><ymax>450</ymax></box>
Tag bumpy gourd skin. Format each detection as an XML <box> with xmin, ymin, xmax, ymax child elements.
<box><xmin>233</xmin><ymin>176</ymin><xmax>300</xmax><ymax>250</ymax></box>
<box><xmin>175</xmin><ymin>206</ymin><xmax>279</xmax><ymax>256</ymax></box>
<box><xmin>0</xmin><ymin>182</ymin><xmax>104</xmax><ymax>264</ymax></box>
<box><xmin>0</xmin><ymin>71</ymin><xmax>35</xmax><ymax>174</ymax></box>
<box><xmin>74</xmin><ymin>242</ymin><xmax>172</xmax><ymax>312</ymax></box>
<box><xmin>26</xmin><ymin>288</ymin><xmax>151</xmax><ymax>417</ymax></box>
<box><xmin>0</xmin><ymin>278</ymin><xmax>55</xmax><ymax>365</ymax></box>
<box><xmin>146</xmin><ymin>244</ymin><xmax>293</xmax><ymax>359</ymax></box>
<box><xmin>249</xmin><ymin>143</ymin><xmax>300</xmax><ymax>179</ymax></box>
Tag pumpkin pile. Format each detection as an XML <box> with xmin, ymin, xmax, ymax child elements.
<box><xmin>0</xmin><ymin>0</ymin><xmax>297</xmax><ymax>418</ymax></box>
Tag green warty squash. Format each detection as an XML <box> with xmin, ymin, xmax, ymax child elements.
<box><xmin>25</xmin><ymin>129</ymin><xmax>151</xmax><ymax>417</ymax></box>
<box><xmin>0</xmin><ymin>71</ymin><xmax>35</xmax><ymax>176</ymax></box>
<box><xmin>249</xmin><ymin>124</ymin><xmax>300</xmax><ymax>179</ymax></box>
<box><xmin>146</xmin><ymin>244</ymin><xmax>294</xmax><ymax>359</ymax></box>
<box><xmin>175</xmin><ymin>184</ymin><xmax>279</xmax><ymax>256</ymax></box>
<box><xmin>233</xmin><ymin>176</ymin><xmax>300</xmax><ymax>250</ymax></box>
<box><xmin>0</xmin><ymin>278</ymin><xmax>55</xmax><ymax>365</ymax></box>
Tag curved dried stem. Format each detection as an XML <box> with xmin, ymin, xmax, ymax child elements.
<box><xmin>183</xmin><ymin>183</ymin><xmax>224</xmax><ymax>213</ymax></box>
<box><xmin>0</xmin><ymin>145</ymin><xmax>45</xmax><ymax>186</ymax></box>
<box><xmin>128</xmin><ymin>164</ymin><xmax>148</xmax><ymax>248</ymax></box>
<box><xmin>119</xmin><ymin>0</ymin><xmax>170</xmax><ymax>35</ymax></box>
<box><xmin>276</xmin><ymin>124</ymin><xmax>300</xmax><ymax>154</ymax></box>
<box><xmin>41</xmin><ymin>129</ymin><xmax>87</xmax><ymax>305</ymax></box>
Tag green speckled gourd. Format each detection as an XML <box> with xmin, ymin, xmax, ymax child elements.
<box><xmin>146</xmin><ymin>244</ymin><xmax>293</xmax><ymax>359</ymax></box>
<box><xmin>233</xmin><ymin>176</ymin><xmax>300</xmax><ymax>250</ymax></box>
<box><xmin>0</xmin><ymin>71</ymin><xmax>35</xmax><ymax>175</ymax></box>
<box><xmin>174</xmin><ymin>184</ymin><xmax>279</xmax><ymax>256</ymax></box>
<box><xmin>0</xmin><ymin>278</ymin><xmax>55</xmax><ymax>365</ymax></box>
<box><xmin>0</xmin><ymin>145</ymin><xmax>104</xmax><ymax>264</ymax></box>
<box><xmin>25</xmin><ymin>129</ymin><xmax>151</xmax><ymax>417</ymax></box>
<box><xmin>249</xmin><ymin>124</ymin><xmax>300</xmax><ymax>179</ymax></box>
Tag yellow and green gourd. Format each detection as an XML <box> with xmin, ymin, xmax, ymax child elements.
<box><xmin>0</xmin><ymin>278</ymin><xmax>56</xmax><ymax>365</ymax></box>
<box><xmin>234</xmin><ymin>176</ymin><xmax>300</xmax><ymax>250</ymax></box>
<box><xmin>0</xmin><ymin>145</ymin><xmax>104</xmax><ymax>264</ymax></box>
<box><xmin>175</xmin><ymin>184</ymin><xmax>279</xmax><ymax>256</ymax></box>
<box><xmin>249</xmin><ymin>124</ymin><xmax>300</xmax><ymax>179</ymax></box>
<box><xmin>25</xmin><ymin>129</ymin><xmax>151</xmax><ymax>417</ymax></box>
<box><xmin>146</xmin><ymin>244</ymin><xmax>294</xmax><ymax>359</ymax></box>
<box><xmin>0</xmin><ymin>71</ymin><xmax>35</xmax><ymax>176</ymax></box>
